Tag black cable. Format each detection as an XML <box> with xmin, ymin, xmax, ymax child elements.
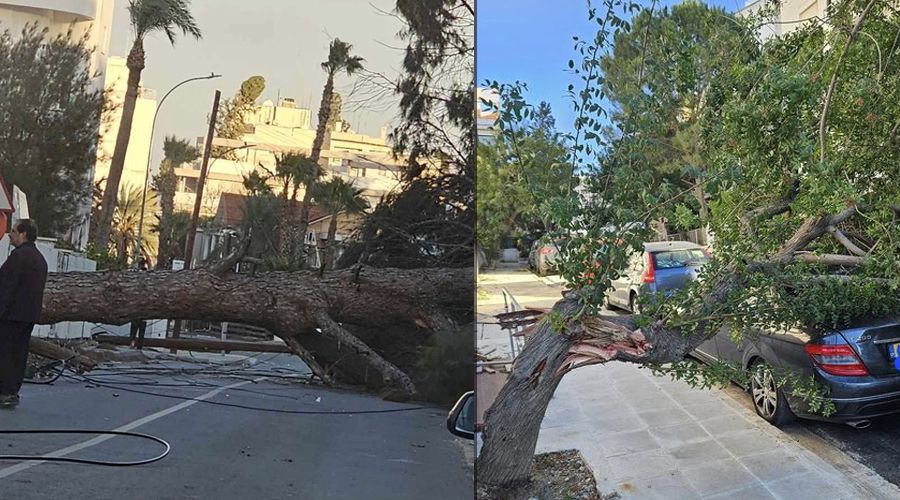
<box><xmin>0</xmin><ymin>430</ymin><xmax>170</xmax><ymax>466</ymax></box>
<box><xmin>61</xmin><ymin>373</ymin><xmax>434</xmax><ymax>415</ymax></box>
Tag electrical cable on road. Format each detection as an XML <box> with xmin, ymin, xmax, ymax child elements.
<box><xmin>0</xmin><ymin>430</ymin><xmax>170</xmax><ymax>466</ymax></box>
<box><xmin>60</xmin><ymin>372</ymin><xmax>434</xmax><ymax>415</ymax></box>
<box><xmin>3</xmin><ymin>353</ymin><xmax>435</xmax><ymax>469</ymax></box>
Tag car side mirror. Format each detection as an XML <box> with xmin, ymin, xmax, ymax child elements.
<box><xmin>447</xmin><ymin>391</ymin><xmax>475</xmax><ymax>439</ymax></box>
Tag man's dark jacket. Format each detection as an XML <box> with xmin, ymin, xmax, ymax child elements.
<box><xmin>0</xmin><ymin>241</ymin><xmax>49</xmax><ymax>323</ymax></box>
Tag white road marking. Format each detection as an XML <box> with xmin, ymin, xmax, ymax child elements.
<box><xmin>0</xmin><ymin>377</ymin><xmax>266</xmax><ymax>478</ymax></box>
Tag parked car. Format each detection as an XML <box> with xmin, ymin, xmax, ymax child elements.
<box><xmin>447</xmin><ymin>391</ymin><xmax>475</xmax><ymax>439</ymax></box>
<box><xmin>528</xmin><ymin>238</ymin><xmax>563</xmax><ymax>276</ymax></box>
<box><xmin>693</xmin><ymin>317</ymin><xmax>900</xmax><ymax>428</ymax></box>
<box><xmin>606</xmin><ymin>241</ymin><xmax>709</xmax><ymax>312</ymax></box>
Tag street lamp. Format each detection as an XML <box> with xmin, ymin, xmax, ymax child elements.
<box><xmin>133</xmin><ymin>72</ymin><xmax>222</xmax><ymax>268</ymax></box>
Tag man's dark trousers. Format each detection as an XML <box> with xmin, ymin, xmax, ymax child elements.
<box><xmin>0</xmin><ymin>320</ymin><xmax>35</xmax><ymax>396</ymax></box>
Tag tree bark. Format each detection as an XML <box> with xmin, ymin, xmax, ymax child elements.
<box><xmin>93</xmin><ymin>40</ymin><xmax>145</xmax><ymax>248</ymax></box>
<box><xmin>321</xmin><ymin>211</ymin><xmax>339</xmax><ymax>272</ymax></box>
<box><xmin>38</xmin><ymin>266</ymin><xmax>471</xmax><ymax>397</ymax></box>
<box><xmin>29</xmin><ymin>338</ymin><xmax>97</xmax><ymax>373</ymax></box>
<box><xmin>477</xmin><ymin>208</ymin><xmax>864</xmax><ymax>489</ymax></box>
<box><xmin>311</xmin><ymin>74</ymin><xmax>334</xmax><ymax>166</ymax></box>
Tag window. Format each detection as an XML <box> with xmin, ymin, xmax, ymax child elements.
<box><xmin>651</xmin><ymin>250</ymin><xmax>708</xmax><ymax>270</ymax></box>
<box><xmin>177</xmin><ymin>176</ymin><xmax>198</xmax><ymax>193</ymax></box>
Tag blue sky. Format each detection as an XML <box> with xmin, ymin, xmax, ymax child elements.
<box><xmin>477</xmin><ymin>0</ymin><xmax>745</xmax><ymax>137</ymax></box>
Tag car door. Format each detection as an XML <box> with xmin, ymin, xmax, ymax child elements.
<box><xmin>715</xmin><ymin>325</ymin><xmax>745</xmax><ymax>365</ymax></box>
<box><xmin>609</xmin><ymin>252</ymin><xmax>640</xmax><ymax>307</ymax></box>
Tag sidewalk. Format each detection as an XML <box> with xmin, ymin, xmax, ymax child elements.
<box><xmin>477</xmin><ymin>265</ymin><xmax>900</xmax><ymax>499</ymax></box>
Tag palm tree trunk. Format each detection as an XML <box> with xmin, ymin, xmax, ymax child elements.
<box><xmin>93</xmin><ymin>41</ymin><xmax>145</xmax><ymax>248</ymax></box>
<box><xmin>320</xmin><ymin>211</ymin><xmax>339</xmax><ymax>274</ymax></box>
<box><xmin>295</xmin><ymin>184</ymin><xmax>316</xmax><ymax>267</ymax></box>
<box><xmin>310</xmin><ymin>73</ymin><xmax>334</xmax><ymax>165</ymax></box>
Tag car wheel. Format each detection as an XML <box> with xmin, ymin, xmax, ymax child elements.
<box><xmin>628</xmin><ymin>292</ymin><xmax>639</xmax><ymax>313</ymax></box>
<box><xmin>750</xmin><ymin>360</ymin><xmax>794</xmax><ymax>426</ymax></box>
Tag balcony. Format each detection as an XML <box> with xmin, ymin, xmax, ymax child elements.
<box><xmin>0</xmin><ymin>0</ymin><xmax>98</xmax><ymax>21</ymax></box>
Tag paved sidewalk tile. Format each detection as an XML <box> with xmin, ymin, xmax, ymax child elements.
<box><xmin>638</xmin><ymin>407</ymin><xmax>694</xmax><ymax>427</ymax></box>
<box><xmin>682</xmin><ymin>401</ymin><xmax>736</xmax><ymax>421</ymax></box>
<box><xmin>648</xmin><ymin>422</ymin><xmax>711</xmax><ymax>449</ymax></box>
<box><xmin>597</xmin><ymin>429</ymin><xmax>661</xmax><ymax>457</ymax></box>
<box><xmin>680</xmin><ymin>459</ymin><xmax>759</xmax><ymax>497</ymax></box>
<box><xmin>604</xmin><ymin>471</ymin><xmax>702</xmax><ymax>500</ymax></box>
<box><xmin>765</xmin><ymin>472</ymin><xmax>860</xmax><ymax>500</ymax></box>
<box><xmin>699</xmin><ymin>412</ymin><xmax>754</xmax><ymax>436</ymax></box>
<box><xmin>716</xmin><ymin>429</ymin><xmax>785</xmax><ymax>458</ymax></box>
<box><xmin>586</xmin><ymin>411</ymin><xmax>647</xmax><ymax>436</ymax></box>
<box><xmin>739</xmin><ymin>450</ymin><xmax>810</xmax><ymax>482</ymax></box>
<box><xmin>669</xmin><ymin>439</ymin><xmax>732</xmax><ymax>467</ymax></box>
<box><xmin>600</xmin><ymin>449</ymin><xmax>679</xmax><ymax>485</ymax></box>
<box><xmin>704</xmin><ymin>484</ymin><xmax>778</xmax><ymax>500</ymax></box>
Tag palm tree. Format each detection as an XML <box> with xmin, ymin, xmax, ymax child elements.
<box><xmin>304</xmin><ymin>39</ymin><xmax>363</xmax><ymax>243</ymax></box>
<box><xmin>313</xmin><ymin>177</ymin><xmax>369</xmax><ymax>274</ymax></box>
<box><xmin>270</xmin><ymin>153</ymin><xmax>322</xmax><ymax>267</ymax></box>
<box><xmin>153</xmin><ymin>136</ymin><xmax>199</xmax><ymax>269</ymax></box>
<box><xmin>112</xmin><ymin>184</ymin><xmax>160</xmax><ymax>266</ymax></box>
<box><xmin>92</xmin><ymin>0</ymin><xmax>201</xmax><ymax>249</ymax></box>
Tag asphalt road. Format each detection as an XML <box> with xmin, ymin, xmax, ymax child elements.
<box><xmin>0</xmin><ymin>354</ymin><xmax>473</xmax><ymax>499</ymax></box>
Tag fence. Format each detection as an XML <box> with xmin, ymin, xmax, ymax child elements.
<box><xmin>501</xmin><ymin>287</ymin><xmax>527</xmax><ymax>358</ymax></box>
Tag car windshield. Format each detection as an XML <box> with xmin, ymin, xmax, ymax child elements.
<box><xmin>652</xmin><ymin>249</ymin><xmax>708</xmax><ymax>269</ymax></box>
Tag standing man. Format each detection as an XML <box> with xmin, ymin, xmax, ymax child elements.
<box><xmin>0</xmin><ymin>219</ymin><xmax>48</xmax><ymax>408</ymax></box>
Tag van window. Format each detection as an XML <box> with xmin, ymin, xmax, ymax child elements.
<box><xmin>652</xmin><ymin>250</ymin><xmax>708</xmax><ymax>269</ymax></box>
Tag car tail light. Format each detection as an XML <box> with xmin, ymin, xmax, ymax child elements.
<box><xmin>804</xmin><ymin>343</ymin><xmax>869</xmax><ymax>376</ymax></box>
<box><xmin>539</xmin><ymin>247</ymin><xmax>552</xmax><ymax>255</ymax></box>
<box><xmin>642</xmin><ymin>254</ymin><xmax>656</xmax><ymax>283</ymax></box>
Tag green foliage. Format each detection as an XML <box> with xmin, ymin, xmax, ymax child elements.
<box><xmin>321</xmin><ymin>39</ymin><xmax>364</xmax><ymax>76</ymax></box>
<box><xmin>215</xmin><ymin>75</ymin><xmax>266</xmax><ymax>155</ymax></box>
<box><xmin>153</xmin><ymin>135</ymin><xmax>199</xmax><ymax>269</ymax></box>
<box><xmin>491</xmin><ymin>0</ymin><xmax>899</xmax><ymax>418</ymax></box>
<box><xmin>84</xmin><ymin>241</ymin><xmax>124</xmax><ymax>271</ymax></box>
<box><xmin>111</xmin><ymin>183</ymin><xmax>159</xmax><ymax>265</ymax></box>
<box><xmin>313</xmin><ymin>177</ymin><xmax>369</xmax><ymax>215</ymax></box>
<box><xmin>346</xmin><ymin>0</ymin><xmax>473</xmax><ymax>270</ymax></box>
<box><xmin>0</xmin><ymin>24</ymin><xmax>106</xmax><ymax>238</ymax></box>
<box><xmin>650</xmin><ymin>360</ymin><xmax>747</xmax><ymax>391</ymax></box>
<box><xmin>476</xmin><ymin>93</ymin><xmax>575</xmax><ymax>262</ymax></box>
<box><xmin>128</xmin><ymin>0</ymin><xmax>201</xmax><ymax>44</ymax></box>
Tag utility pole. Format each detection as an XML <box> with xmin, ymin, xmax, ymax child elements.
<box><xmin>171</xmin><ymin>89</ymin><xmax>221</xmax><ymax>350</ymax></box>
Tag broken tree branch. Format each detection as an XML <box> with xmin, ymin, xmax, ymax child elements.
<box><xmin>314</xmin><ymin>311</ymin><xmax>416</xmax><ymax>398</ymax></box>
<box><xmin>827</xmin><ymin>225</ymin><xmax>867</xmax><ymax>256</ymax></box>
<box><xmin>776</xmin><ymin>205</ymin><xmax>859</xmax><ymax>258</ymax></box>
<box><xmin>794</xmin><ymin>252</ymin><xmax>866</xmax><ymax>267</ymax></box>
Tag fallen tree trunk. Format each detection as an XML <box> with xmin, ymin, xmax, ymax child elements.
<box><xmin>29</xmin><ymin>337</ymin><xmax>97</xmax><ymax>373</ymax></box>
<box><xmin>91</xmin><ymin>334</ymin><xmax>292</xmax><ymax>353</ymax></box>
<box><xmin>477</xmin><ymin>207</ymin><xmax>876</xmax><ymax>489</ymax></box>
<box><xmin>38</xmin><ymin>266</ymin><xmax>472</xmax><ymax>398</ymax></box>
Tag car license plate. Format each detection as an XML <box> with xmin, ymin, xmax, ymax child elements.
<box><xmin>890</xmin><ymin>343</ymin><xmax>900</xmax><ymax>360</ymax></box>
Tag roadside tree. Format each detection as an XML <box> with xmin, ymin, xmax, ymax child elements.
<box><xmin>0</xmin><ymin>24</ymin><xmax>106</xmax><ymax>238</ymax></box>
<box><xmin>33</xmin><ymin>0</ymin><xmax>473</xmax><ymax>405</ymax></box>
<box><xmin>153</xmin><ymin>135</ymin><xmax>199</xmax><ymax>269</ymax></box>
<box><xmin>92</xmin><ymin>0</ymin><xmax>201</xmax><ymax>249</ymax></box>
<box><xmin>478</xmin><ymin>0</ymin><xmax>899</xmax><ymax>490</ymax></box>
